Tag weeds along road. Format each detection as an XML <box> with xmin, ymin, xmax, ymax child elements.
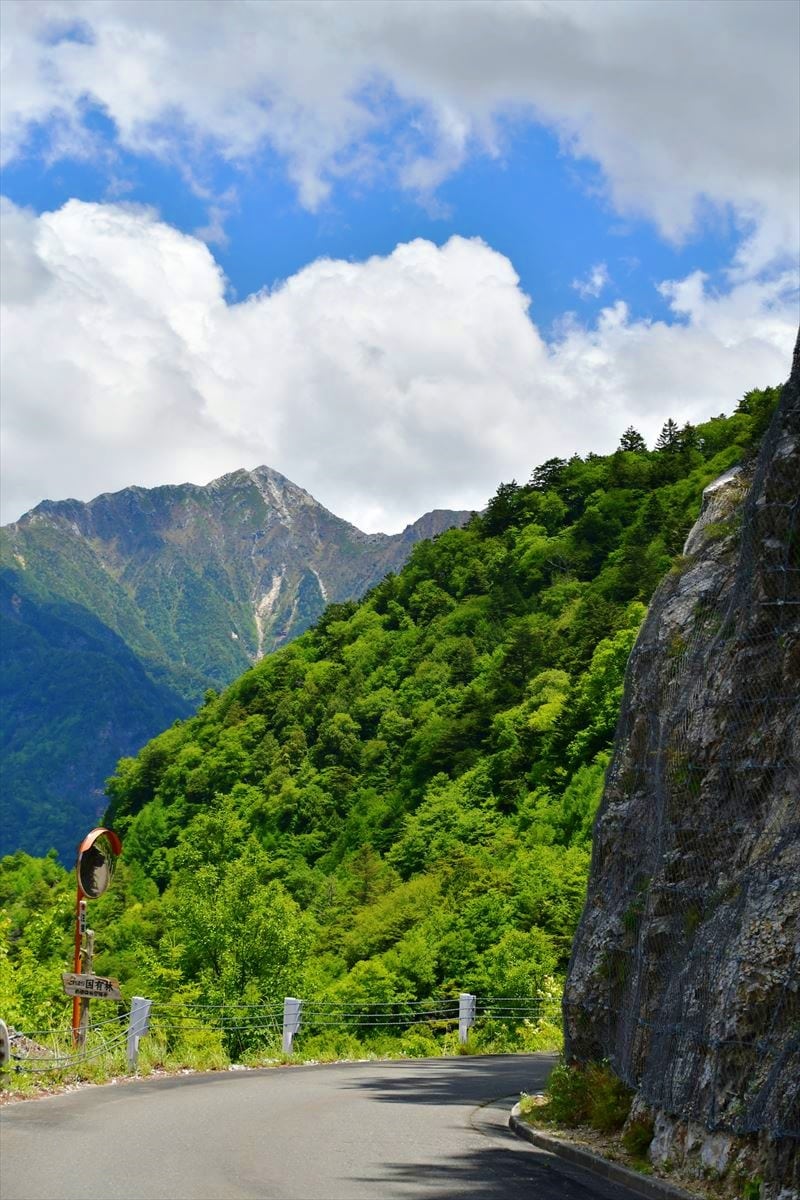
<box><xmin>1</xmin><ymin>1054</ymin><xmax>634</xmax><ymax>1200</ymax></box>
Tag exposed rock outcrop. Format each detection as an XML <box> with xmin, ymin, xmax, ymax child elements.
<box><xmin>564</xmin><ymin>332</ymin><xmax>800</xmax><ymax>1194</ymax></box>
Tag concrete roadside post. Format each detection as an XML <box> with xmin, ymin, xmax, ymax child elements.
<box><xmin>459</xmin><ymin>993</ymin><xmax>476</xmax><ymax>1046</ymax></box>
<box><xmin>282</xmin><ymin>997</ymin><xmax>303</xmax><ymax>1055</ymax></box>
<box><xmin>126</xmin><ymin>996</ymin><xmax>153</xmax><ymax>1071</ymax></box>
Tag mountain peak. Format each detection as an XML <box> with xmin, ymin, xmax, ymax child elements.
<box><xmin>1</xmin><ymin>466</ymin><xmax>473</xmax><ymax>858</ymax></box>
<box><xmin>207</xmin><ymin>463</ymin><xmax>290</xmax><ymax>489</ymax></box>
<box><xmin>246</xmin><ymin>465</ymin><xmax>320</xmax><ymax>516</ymax></box>
<box><xmin>204</xmin><ymin>464</ymin><xmax>326</xmax><ymax>522</ymax></box>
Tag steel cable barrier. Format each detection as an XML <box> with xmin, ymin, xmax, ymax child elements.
<box><xmin>5</xmin><ymin>1009</ymin><xmax>132</xmax><ymax>1073</ymax></box>
<box><xmin>4</xmin><ymin>993</ymin><xmax>561</xmax><ymax>1075</ymax></box>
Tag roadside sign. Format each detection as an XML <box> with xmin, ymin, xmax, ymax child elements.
<box><xmin>62</xmin><ymin>972</ymin><xmax>122</xmax><ymax>1000</ymax></box>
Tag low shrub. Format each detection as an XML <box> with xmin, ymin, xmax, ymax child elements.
<box><xmin>397</xmin><ymin>1030</ymin><xmax>441</xmax><ymax>1058</ymax></box>
<box><xmin>585</xmin><ymin>1062</ymin><xmax>633</xmax><ymax>1131</ymax></box>
<box><xmin>622</xmin><ymin>1114</ymin><xmax>655</xmax><ymax>1157</ymax></box>
<box><xmin>518</xmin><ymin>1017</ymin><xmax>563</xmax><ymax>1053</ymax></box>
<box><xmin>538</xmin><ymin>1060</ymin><xmax>632</xmax><ymax>1131</ymax></box>
<box><xmin>162</xmin><ymin>1027</ymin><xmax>229</xmax><ymax>1072</ymax></box>
<box><xmin>296</xmin><ymin>1032</ymin><xmax>365</xmax><ymax>1062</ymax></box>
<box><xmin>540</xmin><ymin>1061</ymin><xmax>591</xmax><ymax>1124</ymax></box>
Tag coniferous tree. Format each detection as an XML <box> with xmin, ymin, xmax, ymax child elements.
<box><xmin>618</xmin><ymin>426</ymin><xmax>647</xmax><ymax>453</ymax></box>
<box><xmin>655</xmin><ymin>418</ymin><xmax>680</xmax><ymax>451</ymax></box>
<box><xmin>483</xmin><ymin>481</ymin><xmax>523</xmax><ymax>535</ymax></box>
<box><xmin>529</xmin><ymin>458</ymin><xmax>567</xmax><ymax>491</ymax></box>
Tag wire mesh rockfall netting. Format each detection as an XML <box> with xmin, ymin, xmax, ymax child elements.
<box><xmin>564</xmin><ymin>337</ymin><xmax>799</xmax><ymax>1149</ymax></box>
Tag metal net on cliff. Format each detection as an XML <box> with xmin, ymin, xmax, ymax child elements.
<box><xmin>565</xmin><ymin>355</ymin><xmax>800</xmax><ymax>1149</ymax></box>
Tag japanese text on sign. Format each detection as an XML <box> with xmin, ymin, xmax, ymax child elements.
<box><xmin>62</xmin><ymin>972</ymin><xmax>122</xmax><ymax>1000</ymax></box>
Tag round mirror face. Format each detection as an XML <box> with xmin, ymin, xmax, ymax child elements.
<box><xmin>77</xmin><ymin>836</ymin><xmax>116</xmax><ymax>898</ymax></box>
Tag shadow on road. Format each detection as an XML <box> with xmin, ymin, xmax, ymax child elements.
<box><xmin>354</xmin><ymin>1137</ymin><xmax>618</xmax><ymax>1200</ymax></box>
<box><xmin>340</xmin><ymin>1052</ymin><xmax>556</xmax><ymax>1108</ymax></box>
<box><xmin>344</xmin><ymin>1057</ymin><xmax>624</xmax><ymax>1199</ymax></box>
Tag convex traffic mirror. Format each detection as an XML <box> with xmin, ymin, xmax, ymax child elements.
<box><xmin>76</xmin><ymin>828</ymin><xmax>122</xmax><ymax>899</ymax></box>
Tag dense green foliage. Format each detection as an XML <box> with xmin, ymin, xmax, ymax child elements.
<box><xmin>2</xmin><ymin>390</ymin><xmax>780</xmax><ymax>1059</ymax></box>
<box><xmin>0</xmin><ymin>574</ymin><xmax>192</xmax><ymax>861</ymax></box>
<box><xmin>0</xmin><ymin>467</ymin><xmax>467</xmax><ymax>859</ymax></box>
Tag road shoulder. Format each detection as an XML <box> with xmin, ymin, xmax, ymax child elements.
<box><xmin>509</xmin><ymin>1103</ymin><xmax>698</xmax><ymax>1200</ymax></box>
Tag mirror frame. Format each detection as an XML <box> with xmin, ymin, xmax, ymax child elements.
<box><xmin>76</xmin><ymin>827</ymin><xmax>122</xmax><ymax>899</ymax></box>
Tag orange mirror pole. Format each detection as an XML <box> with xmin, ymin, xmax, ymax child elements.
<box><xmin>71</xmin><ymin>888</ymin><xmax>85</xmax><ymax>1045</ymax></box>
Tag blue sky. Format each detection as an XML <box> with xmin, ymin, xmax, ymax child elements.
<box><xmin>1</xmin><ymin>1</ymin><xmax>797</xmax><ymax>530</ymax></box>
<box><xmin>2</xmin><ymin>102</ymin><xmax>745</xmax><ymax>332</ymax></box>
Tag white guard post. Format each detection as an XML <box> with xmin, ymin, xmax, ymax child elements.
<box><xmin>126</xmin><ymin>996</ymin><xmax>153</xmax><ymax>1071</ymax></box>
<box><xmin>282</xmin><ymin>997</ymin><xmax>303</xmax><ymax>1054</ymax></box>
<box><xmin>458</xmin><ymin>993</ymin><xmax>477</xmax><ymax>1045</ymax></box>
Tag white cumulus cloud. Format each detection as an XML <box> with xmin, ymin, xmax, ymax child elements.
<box><xmin>0</xmin><ymin>0</ymin><xmax>797</xmax><ymax>268</ymax></box>
<box><xmin>1</xmin><ymin>199</ymin><xmax>796</xmax><ymax>532</ymax></box>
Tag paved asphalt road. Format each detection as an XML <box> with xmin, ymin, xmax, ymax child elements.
<box><xmin>1</xmin><ymin>1055</ymin><xmax>636</xmax><ymax>1200</ymax></box>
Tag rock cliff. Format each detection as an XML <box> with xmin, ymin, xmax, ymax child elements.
<box><xmin>564</xmin><ymin>333</ymin><xmax>799</xmax><ymax>1193</ymax></box>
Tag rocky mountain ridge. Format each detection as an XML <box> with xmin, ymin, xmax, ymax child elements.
<box><xmin>9</xmin><ymin>466</ymin><xmax>470</xmax><ymax>678</ymax></box>
<box><xmin>0</xmin><ymin>467</ymin><xmax>470</xmax><ymax>858</ymax></box>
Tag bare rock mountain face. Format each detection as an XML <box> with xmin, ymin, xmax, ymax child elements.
<box><xmin>564</xmin><ymin>335</ymin><xmax>799</xmax><ymax>1194</ymax></box>
<box><xmin>0</xmin><ymin>466</ymin><xmax>469</xmax><ymax>858</ymax></box>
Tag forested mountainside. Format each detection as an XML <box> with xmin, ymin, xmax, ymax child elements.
<box><xmin>0</xmin><ymin>466</ymin><xmax>469</xmax><ymax>859</ymax></box>
<box><xmin>1</xmin><ymin>385</ymin><xmax>782</xmax><ymax>1047</ymax></box>
<box><xmin>565</xmin><ymin>338</ymin><xmax>799</xmax><ymax>1192</ymax></box>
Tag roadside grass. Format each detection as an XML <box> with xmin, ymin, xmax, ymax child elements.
<box><xmin>2</xmin><ymin>1016</ymin><xmax>562</xmax><ymax>1100</ymax></box>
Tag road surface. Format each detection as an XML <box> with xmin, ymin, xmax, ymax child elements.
<box><xmin>1</xmin><ymin>1055</ymin><xmax>635</xmax><ymax>1200</ymax></box>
